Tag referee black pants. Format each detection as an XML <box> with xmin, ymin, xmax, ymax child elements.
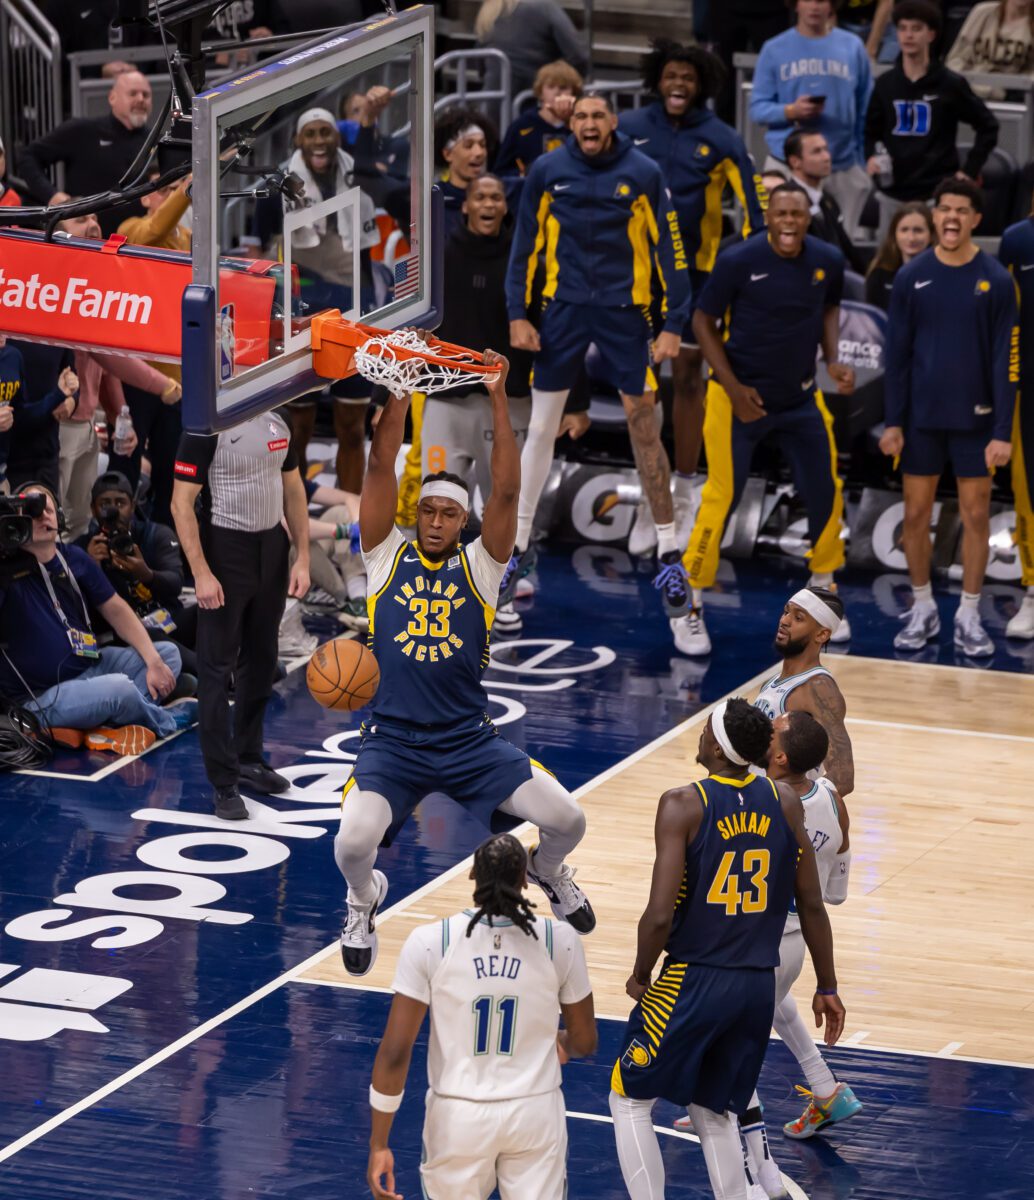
<box><xmin>197</xmin><ymin>524</ymin><xmax>289</xmax><ymax>789</ymax></box>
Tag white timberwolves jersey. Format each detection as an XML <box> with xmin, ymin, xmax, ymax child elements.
<box><xmin>784</xmin><ymin>777</ymin><xmax>842</xmax><ymax>933</ymax></box>
<box><xmin>392</xmin><ymin>910</ymin><xmax>592</xmax><ymax>1101</ymax></box>
<box><xmin>754</xmin><ymin>666</ymin><xmax>833</xmax><ymax>720</ymax></box>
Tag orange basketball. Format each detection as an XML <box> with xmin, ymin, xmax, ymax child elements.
<box><xmin>306</xmin><ymin>638</ymin><xmax>380</xmax><ymax>712</ymax></box>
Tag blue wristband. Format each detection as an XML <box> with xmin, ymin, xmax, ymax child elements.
<box><xmin>815</xmin><ymin>987</ymin><xmax>838</xmax><ymax>996</ymax></box>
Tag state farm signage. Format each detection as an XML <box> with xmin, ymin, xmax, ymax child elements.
<box><xmin>0</xmin><ymin>230</ymin><xmax>276</xmax><ymax>366</ymax></box>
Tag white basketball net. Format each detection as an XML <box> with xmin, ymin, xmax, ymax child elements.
<box><xmin>351</xmin><ymin>329</ymin><xmax>497</xmax><ymax>399</ymax></box>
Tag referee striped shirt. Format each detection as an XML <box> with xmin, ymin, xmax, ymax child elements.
<box><xmin>173</xmin><ymin>409</ymin><xmax>298</xmax><ymax>532</ymax></box>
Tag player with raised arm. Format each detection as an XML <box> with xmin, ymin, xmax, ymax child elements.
<box><xmin>609</xmin><ymin>699</ymin><xmax>845</xmax><ymax>1200</ymax></box>
<box><xmin>366</xmin><ymin>833</ymin><xmax>597</xmax><ymax>1200</ymax></box>
<box><xmin>335</xmin><ymin>349</ymin><xmax>594</xmax><ymax>978</ymax></box>
<box><xmin>754</xmin><ymin>587</ymin><xmax>855</xmax><ymax>797</ymax></box>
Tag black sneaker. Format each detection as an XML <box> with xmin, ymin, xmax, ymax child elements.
<box><xmin>653</xmin><ymin>550</ymin><xmax>689</xmax><ymax>618</ymax></box>
<box><xmin>498</xmin><ymin>545</ymin><xmax>538</xmax><ymax>607</ymax></box>
<box><xmin>526</xmin><ymin>849</ymin><xmax>596</xmax><ymax>934</ymax></box>
<box><xmin>214</xmin><ymin>784</ymin><xmax>248</xmax><ymax>821</ymax></box>
<box><xmin>239</xmin><ymin>761</ymin><xmax>290</xmax><ymax>795</ymax></box>
<box><xmin>340</xmin><ymin>870</ymin><xmax>389</xmax><ymax>976</ymax></box>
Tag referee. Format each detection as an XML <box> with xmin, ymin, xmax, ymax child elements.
<box><xmin>171</xmin><ymin>408</ymin><xmax>310</xmax><ymax>819</ymax></box>
<box><xmin>676</xmin><ymin>182</ymin><xmax>855</xmax><ymax>657</ymax></box>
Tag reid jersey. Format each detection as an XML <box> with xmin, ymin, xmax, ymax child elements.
<box><xmin>363</xmin><ymin>527</ymin><xmax>506</xmax><ymax>725</ymax></box>
<box><xmin>666</xmin><ymin>773</ymin><xmax>798</xmax><ymax>969</ymax></box>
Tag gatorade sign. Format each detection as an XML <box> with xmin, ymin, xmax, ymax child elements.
<box><xmin>0</xmin><ymin>230</ymin><xmax>277</xmax><ymax>366</ymax></box>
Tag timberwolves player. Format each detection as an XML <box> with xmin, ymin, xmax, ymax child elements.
<box><xmin>367</xmin><ymin>833</ymin><xmax>597</xmax><ymax>1200</ymax></box>
<box><xmin>754</xmin><ymin>587</ymin><xmax>854</xmax><ymax>796</ymax></box>
<box><xmin>336</xmin><ymin>351</ymin><xmax>594</xmax><ymax>977</ymax></box>
<box><xmin>610</xmin><ymin>699</ymin><xmax>844</xmax><ymax>1200</ymax></box>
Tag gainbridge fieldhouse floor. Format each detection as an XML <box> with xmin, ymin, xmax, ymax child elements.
<box><xmin>2</xmin><ymin>541</ymin><xmax>1032</xmax><ymax>1200</ymax></box>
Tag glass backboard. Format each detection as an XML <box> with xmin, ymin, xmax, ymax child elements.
<box><xmin>182</xmin><ymin>6</ymin><xmax>440</xmax><ymax>432</ymax></box>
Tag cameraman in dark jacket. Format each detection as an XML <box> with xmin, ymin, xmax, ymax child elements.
<box><xmin>74</xmin><ymin>471</ymin><xmax>196</xmax><ymax>671</ymax></box>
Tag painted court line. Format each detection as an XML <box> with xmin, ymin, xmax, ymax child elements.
<box><xmin>847</xmin><ymin>717</ymin><xmax>1034</xmax><ymax>745</ymax></box>
<box><xmin>0</xmin><ymin>673</ymin><xmax>772</xmax><ymax>1165</ymax></box>
<box><xmin>20</xmin><ymin>723</ymin><xmax>193</xmax><ymax>783</ymax></box>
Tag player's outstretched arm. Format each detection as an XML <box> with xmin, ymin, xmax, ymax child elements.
<box><xmin>479</xmin><ymin>350</ymin><xmax>520</xmax><ymax>563</ymax></box>
<box><xmin>798</xmin><ymin>673</ymin><xmax>855</xmax><ymax>797</ymax></box>
<box><xmin>628</xmin><ymin>788</ymin><xmax>702</xmax><ymax>999</ymax></box>
<box><xmin>367</xmin><ymin>993</ymin><xmax>428</xmax><ymax>1200</ymax></box>
<box><xmin>778</xmin><ymin>782</ymin><xmax>845</xmax><ymax>1046</ymax></box>
<box><xmin>359</xmin><ymin>388</ymin><xmax>410</xmax><ymax>553</ymax></box>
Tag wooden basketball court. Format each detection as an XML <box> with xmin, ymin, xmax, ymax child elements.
<box><xmin>300</xmin><ymin>655</ymin><xmax>1034</xmax><ymax>1067</ymax></box>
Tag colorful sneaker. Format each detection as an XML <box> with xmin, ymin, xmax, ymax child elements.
<box><xmin>49</xmin><ymin>727</ymin><xmax>85</xmax><ymax>750</ymax></box>
<box><xmin>340</xmin><ymin>869</ymin><xmax>389</xmax><ymax>977</ymax></box>
<box><xmin>653</xmin><ymin>550</ymin><xmax>689</xmax><ymax>618</ymax></box>
<box><xmin>893</xmin><ymin>603</ymin><xmax>940</xmax><ymax>651</ymax></box>
<box><xmin>673</xmin><ymin>1110</ymin><xmax>695</xmax><ymax>1131</ymax></box>
<box><xmin>527</xmin><ymin>848</ymin><xmax>596</xmax><ymax>934</ymax></box>
<box><xmin>782</xmin><ymin>1083</ymin><xmax>862</xmax><ymax>1139</ymax></box>
<box><xmin>84</xmin><ymin>725</ymin><xmax>157</xmax><ymax>756</ymax></box>
<box><xmin>498</xmin><ymin>544</ymin><xmax>537</xmax><ymax>606</ymax></box>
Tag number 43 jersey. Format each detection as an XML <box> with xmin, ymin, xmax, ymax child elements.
<box><xmin>392</xmin><ymin>911</ymin><xmax>592</xmax><ymax>1101</ymax></box>
<box><xmin>667</xmin><ymin>773</ymin><xmax>799</xmax><ymax>969</ymax></box>
<box><xmin>362</xmin><ymin>528</ymin><xmax>508</xmax><ymax>725</ymax></box>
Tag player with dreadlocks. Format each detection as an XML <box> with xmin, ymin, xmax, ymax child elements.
<box><xmin>367</xmin><ymin>833</ymin><xmax>597</xmax><ymax>1200</ymax></box>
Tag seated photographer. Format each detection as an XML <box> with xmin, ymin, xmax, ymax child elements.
<box><xmin>74</xmin><ymin>471</ymin><xmax>197</xmax><ymax>672</ymax></box>
<box><xmin>0</xmin><ymin>484</ymin><xmax>195</xmax><ymax>755</ymax></box>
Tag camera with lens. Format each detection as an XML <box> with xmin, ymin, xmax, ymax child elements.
<box><xmin>0</xmin><ymin>491</ymin><xmax>45</xmax><ymax>559</ymax></box>
<box><xmin>98</xmin><ymin>505</ymin><xmax>135</xmax><ymax>557</ymax></box>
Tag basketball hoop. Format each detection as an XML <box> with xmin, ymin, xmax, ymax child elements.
<box><xmin>310</xmin><ymin>312</ymin><xmax>502</xmax><ymax>398</ymax></box>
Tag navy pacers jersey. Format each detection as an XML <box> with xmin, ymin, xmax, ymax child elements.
<box><xmin>667</xmin><ymin>773</ymin><xmax>798</xmax><ymax>969</ymax></box>
<box><xmin>363</xmin><ymin>527</ymin><xmax>505</xmax><ymax>725</ymax></box>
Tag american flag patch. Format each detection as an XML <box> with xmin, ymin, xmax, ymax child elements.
<box><xmin>393</xmin><ymin>255</ymin><xmax>419</xmax><ymax>301</ymax></box>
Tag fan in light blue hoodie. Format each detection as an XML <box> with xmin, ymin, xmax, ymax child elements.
<box><xmin>750</xmin><ymin>21</ymin><xmax>872</xmax><ymax>170</ymax></box>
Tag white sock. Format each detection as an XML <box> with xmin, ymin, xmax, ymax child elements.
<box><xmin>674</xmin><ymin>470</ymin><xmax>700</xmax><ymax>502</ymax></box>
<box><xmin>911</xmin><ymin>581</ymin><xmax>934</xmax><ymax>608</ymax></box>
<box><xmin>689</xmin><ymin>1105</ymin><xmax>749</xmax><ymax>1200</ymax></box>
<box><xmin>773</xmin><ymin>993</ymin><xmax>838</xmax><ymax>1099</ymax></box>
<box><xmin>655</xmin><ymin>521</ymin><xmax>678</xmax><ymax>557</ymax></box>
<box><xmin>691</xmin><ymin>587</ymin><xmax>704</xmax><ymax>609</ymax></box>
<box><xmin>515</xmin><ymin>388</ymin><xmax>568</xmax><ymax>551</ymax></box>
<box><xmin>809</xmin><ymin>572</ymin><xmax>833</xmax><ymax>588</ymax></box>
<box><xmin>610</xmin><ymin>1090</ymin><xmax>665</xmax><ymax>1199</ymax></box>
<box><xmin>959</xmin><ymin>590</ymin><xmax>981</xmax><ymax>614</ymax></box>
<box><xmin>740</xmin><ymin>1093</ymin><xmax>782</xmax><ymax>1194</ymax></box>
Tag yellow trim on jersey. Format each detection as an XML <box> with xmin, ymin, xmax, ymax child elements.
<box><xmin>542</xmin><ymin>210</ymin><xmax>562</xmax><ymax>301</ymax></box>
<box><xmin>367</xmin><ymin>540</ymin><xmax>408</xmax><ymax>636</ymax></box>
<box><xmin>1012</xmin><ymin>396</ymin><xmax>1034</xmax><ymax>586</ymax></box>
<box><xmin>807</xmin><ymin>390</ymin><xmax>846</xmax><ymax>576</ymax></box>
<box><xmin>525</xmin><ymin>190</ymin><xmax>554</xmax><ymax>307</ymax></box>
<box><xmin>693</xmin><ymin>779</ymin><xmax>708</xmax><ymax>808</ymax></box>
<box><xmin>459</xmin><ymin>548</ymin><xmax>495</xmax><ymax>631</ymax></box>
<box><xmin>341</xmin><ymin>775</ymin><xmax>358</xmax><ymax>810</ymax></box>
<box><xmin>628</xmin><ymin>194</ymin><xmax>659</xmax><ymax>309</ymax></box>
<box><xmin>710</xmin><ymin>773</ymin><xmax>757</xmax><ymax>786</ymax></box>
<box><xmin>611</xmin><ymin>1059</ymin><xmax>626</xmax><ymax>1096</ymax></box>
<box><xmin>697</xmin><ymin>165</ymin><xmax>727</xmax><ymax>272</ymax></box>
<box><xmin>529</xmin><ymin>756</ymin><xmax>556</xmax><ymax>779</ymax></box>
<box><xmin>725</xmin><ymin>161</ymin><xmax>754</xmax><ymax>238</ymax></box>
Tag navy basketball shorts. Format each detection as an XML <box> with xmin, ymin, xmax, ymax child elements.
<box><xmin>345</xmin><ymin>715</ymin><xmax>534</xmax><ymax>845</ymax></box>
<box><xmin>901</xmin><ymin>424</ymin><xmax>990</xmax><ymax>478</ymax></box>
<box><xmin>611</xmin><ymin>959</ymin><xmax>776</xmax><ymax>1114</ymax></box>
<box><xmin>534</xmin><ymin>299</ymin><xmax>655</xmax><ymax>396</ymax></box>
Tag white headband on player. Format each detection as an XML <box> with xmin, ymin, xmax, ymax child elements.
<box><xmin>296</xmin><ymin>107</ymin><xmax>338</xmax><ymax>134</ymax></box>
<box><xmin>444</xmin><ymin>124</ymin><xmax>485</xmax><ymax>151</ymax></box>
<box><xmin>789</xmin><ymin>588</ymin><xmax>842</xmax><ymax>635</ymax></box>
<box><xmin>419</xmin><ymin>480</ymin><xmax>469</xmax><ymax>509</ymax></box>
<box><xmin>711</xmin><ymin>700</ymin><xmax>748</xmax><ymax>767</ymax></box>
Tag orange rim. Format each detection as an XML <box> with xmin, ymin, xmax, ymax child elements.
<box><xmin>312</xmin><ymin>315</ymin><xmax>501</xmax><ymax>375</ymax></box>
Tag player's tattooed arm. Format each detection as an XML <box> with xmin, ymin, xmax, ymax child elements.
<box><xmin>804</xmin><ymin>673</ymin><xmax>855</xmax><ymax>797</ymax></box>
<box><xmin>625</xmin><ymin>398</ymin><xmax>674</xmax><ymax>526</ymax></box>
<box><xmin>629</xmin><ymin>788</ymin><xmax>702</xmax><ymax>998</ymax></box>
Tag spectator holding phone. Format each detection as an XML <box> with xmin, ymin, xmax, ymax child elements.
<box><xmin>751</xmin><ymin>0</ymin><xmax>873</xmax><ymax>236</ymax></box>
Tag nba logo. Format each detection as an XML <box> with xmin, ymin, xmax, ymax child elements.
<box><xmin>218</xmin><ymin>304</ymin><xmax>236</xmax><ymax>383</ymax></box>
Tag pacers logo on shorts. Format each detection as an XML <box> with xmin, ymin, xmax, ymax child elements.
<box><xmin>621</xmin><ymin>1038</ymin><xmax>652</xmax><ymax>1069</ymax></box>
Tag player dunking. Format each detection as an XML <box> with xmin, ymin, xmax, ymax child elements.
<box><xmin>367</xmin><ymin>833</ymin><xmax>597</xmax><ymax>1200</ymax></box>
<box><xmin>754</xmin><ymin>587</ymin><xmax>855</xmax><ymax>796</ymax></box>
<box><xmin>610</xmin><ymin>699</ymin><xmax>845</xmax><ymax>1200</ymax></box>
<box><xmin>335</xmin><ymin>351</ymin><xmax>594</xmax><ymax>977</ymax></box>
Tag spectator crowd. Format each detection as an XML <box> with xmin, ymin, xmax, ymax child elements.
<box><xmin>0</xmin><ymin>0</ymin><xmax>1033</xmax><ymax>793</ymax></box>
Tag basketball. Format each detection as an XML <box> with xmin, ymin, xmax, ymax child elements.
<box><xmin>306</xmin><ymin>638</ymin><xmax>380</xmax><ymax>712</ymax></box>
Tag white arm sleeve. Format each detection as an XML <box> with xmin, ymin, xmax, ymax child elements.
<box><xmin>465</xmin><ymin>537</ymin><xmax>509</xmax><ymax>608</ymax></box>
<box><xmin>553</xmin><ymin>921</ymin><xmax>593</xmax><ymax>1005</ymax></box>
<box><xmin>361</xmin><ymin>526</ymin><xmax>407</xmax><ymax>596</ymax></box>
<box><xmin>390</xmin><ymin>923</ymin><xmax>444</xmax><ymax>1005</ymax></box>
<box><xmin>824</xmin><ymin>850</ymin><xmax>851</xmax><ymax>905</ymax></box>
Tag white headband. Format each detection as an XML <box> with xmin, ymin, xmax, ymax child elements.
<box><xmin>789</xmin><ymin>588</ymin><xmax>842</xmax><ymax>635</ymax></box>
<box><xmin>711</xmin><ymin>700</ymin><xmax>748</xmax><ymax>766</ymax></box>
<box><xmin>419</xmin><ymin>480</ymin><xmax>469</xmax><ymax>509</ymax></box>
<box><xmin>296</xmin><ymin>107</ymin><xmax>337</xmax><ymax>135</ymax></box>
<box><xmin>444</xmin><ymin>124</ymin><xmax>485</xmax><ymax>151</ymax></box>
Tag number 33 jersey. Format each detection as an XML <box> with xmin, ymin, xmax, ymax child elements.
<box><xmin>667</xmin><ymin>773</ymin><xmax>799</xmax><ymax>969</ymax></box>
<box><xmin>392</xmin><ymin>911</ymin><xmax>592</xmax><ymax>1100</ymax></box>
<box><xmin>362</xmin><ymin>528</ymin><xmax>508</xmax><ymax>724</ymax></box>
